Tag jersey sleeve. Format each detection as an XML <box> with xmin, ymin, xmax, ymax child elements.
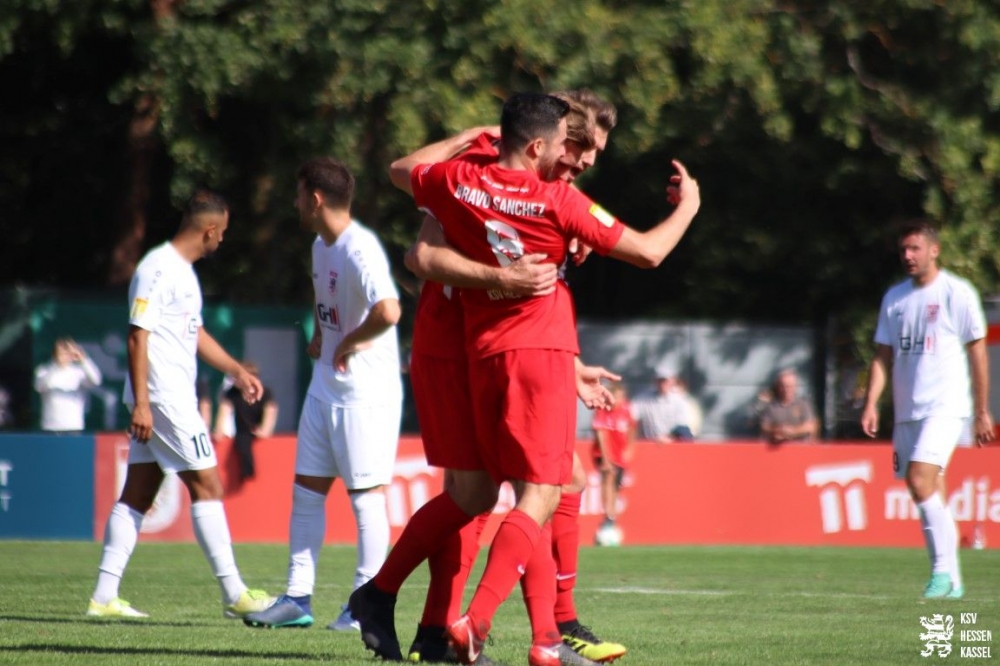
<box><xmin>873</xmin><ymin>293</ymin><xmax>893</xmax><ymax>346</ymax></box>
<box><xmin>553</xmin><ymin>186</ymin><xmax>625</xmax><ymax>255</ymax></box>
<box><xmin>353</xmin><ymin>233</ymin><xmax>400</xmax><ymax>308</ymax></box>
<box><xmin>410</xmin><ymin>161</ymin><xmax>449</xmax><ymax>216</ymax></box>
<box><xmin>954</xmin><ymin>280</ymin><xmax>987</xmax><ymax>343</ymax></box>
<box><xmin>465</xmin><ymin>132</ymin><xmax>500</xmax><ymax>158</ymax></box>
<box><xmin>128</xmin><ymin>261</ymin><xmax>169</xmax><ymax>331</ymax></box>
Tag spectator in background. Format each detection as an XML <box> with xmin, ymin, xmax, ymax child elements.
<box><xmin>34</xmin><ymin>337</ymin><xmax>103</xmax><ymax>433</ymax></box>
<box><xmin>197</xmin><ymin>376</ymin><xmax>213</xmax><ymax>430</ymax></box>
<box><xmin>631</xmin><ymin>363</ymin><xmax>695</xmax><ymax>442</ymax></box>
<box><xmin>758</xmin><ymin>369</ymin><xmax>819</xmax><ymax>444</ymax></box>
<box><xmin>0</xmin><ymin>382</ymin><xmax>13</xmax><ymax>429</ymax></box>
<box><xmin>591</xmin><ymin>380</ymin><xmax>635</xmax><ymax>541</ymax></box>
<box><xmin>214</xmin><ymin>361</ymin><xmax>278</xmax><ymax>481</ymax></box>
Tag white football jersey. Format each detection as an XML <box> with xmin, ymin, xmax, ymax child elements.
<box><xmin>123</xmin><ymin>242</ymin><xmax>203</xmax><ymax>407</ymax></box>
<box><xmin>874</xmin><ymin>269</ymin><xmax>986</xmax><ymax>422</ymax></box>
<box><xmin>307</xmin><ymin>221</ymin><xmax>402</xmax><ymax>407</ymax></box>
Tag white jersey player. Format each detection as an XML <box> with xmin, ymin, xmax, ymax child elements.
<box><xmin>87</xmin><ymin>190</ymin><xmax>274</xmax><ymax>619</ymax></box>
<box><xmin>243</xmin><ymin>157</ymin><xmax>402</xmax><ymax>632</ymax></box>
<box><xmin>861</xmin><ymin>219</ymin><xmax>994</xmax><ymax>600</ymax></box>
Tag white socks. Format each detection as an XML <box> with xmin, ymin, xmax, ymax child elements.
<box><xmin>287</xmin><ymin>483</ymin><xmax>327</xmax><ymax>597</ymax></box>
<box><xmin>191</xmin><ymin>499</ymin><xmax>245</xmax><ymax>604</ymax></box>
<box><xmin>918</xmin><ymin>494</ymin><xmax>961</xmax><ymax>585</ymax></box>
<box><xmin>92</xmin><ymin>502</ymin><xmax>144</xmax><ymax>603</ymax></box>
<box><xmin>349</xmin><ymin>489</ymin><xmax>389</xmax><ymax>590</ymax></box>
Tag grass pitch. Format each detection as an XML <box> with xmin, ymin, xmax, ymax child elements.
<box><xmin>0</xmin><ymin>541</ymin><xmax>996</xmax><ymax>665</ymax></box>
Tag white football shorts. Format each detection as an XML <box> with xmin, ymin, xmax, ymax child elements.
<box><xmin>295</xmin><ymin>394</ymin><xmax>401</xmax><ymax>490</ymax></box>
<box><xmin>892</xmin><ymin>416</ymin><xmax>965</xmax><ymax>479</ymax></box>
<box><xmin>127</xmin><ymin>401</ymin><xmax>217</xmax><ymax>472</ymax></box>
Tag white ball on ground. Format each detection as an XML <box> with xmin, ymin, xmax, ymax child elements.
<box><xmin>595</xmin><ymin>523</ymin><xmax>623</xmax><ymax>547</ymax></box>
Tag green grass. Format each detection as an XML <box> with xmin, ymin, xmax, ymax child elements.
<box><xmin>1</xmin><ymin>542</ymin><xmax>997</xmax><ymax>665</ymax></box>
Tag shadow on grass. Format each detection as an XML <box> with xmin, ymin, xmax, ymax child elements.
<box><xmin>0</xmin><ymin>614</ymin><xmax>239</xmax><ymax>628</ymax></box>
<box><xmin>2</xmin><ymin>643</ymin><xmax>327</xmax><ymax>661</ymax></box>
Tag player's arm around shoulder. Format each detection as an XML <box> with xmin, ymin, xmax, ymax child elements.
<box><xmin>389</xmin><ymin>126</ymin><xmax>498</xmax><ymax>195</ymax></box>
<box><xmin>406</xmin><ymin>215</ymin><xmax>557</xmax><ymax>295</ymax></box>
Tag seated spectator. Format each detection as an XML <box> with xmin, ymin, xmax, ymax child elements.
<box><xmin>33</xmin><ymin>337</ymin><xmax>102</xmax><ymax>433</ymax></box>
<box><xmin>758</xmin><ymin>368</ymin><xmax>819</xmax><ymax>444</ymax></box>
<box><xmin>631</xmin><ymin>363</ymin><xmax>696</xmax><ymax>443</ymax></box>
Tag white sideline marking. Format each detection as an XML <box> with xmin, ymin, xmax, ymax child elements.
<box><xmin>592</xmin><ymin>587</ymin><xmax>732</xmax><ymax>596</ymax></box>
<box><xmin>591</xmin><ymin>587</ymin><xmax>890</xmax><ymax>600</ymax></box>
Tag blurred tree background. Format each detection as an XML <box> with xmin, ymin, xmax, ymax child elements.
<box><xmin>2</xmin><ymin>0</ymin><xmax>999</xmax><ymax>361</ymax></box>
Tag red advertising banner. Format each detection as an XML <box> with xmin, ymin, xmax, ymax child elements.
<box><xmin>93</xmin><ymin>435</ymin><xmax>1000</xmax><ymax>548</ymax></box>
<box><xmin>93</xmin><ymin>434</ymin><xmax>443</xmax><ymax>543</ymax></box>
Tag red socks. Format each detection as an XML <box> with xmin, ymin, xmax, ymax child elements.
<box><xmin>466</xmin><ymin>509</ymin><xmax>540</xmax><ymax>628</ymax></box>
<box><xmin>421</xmin><ymin>512</ymin><xmax>488</xmax><ymax>626</ymax></box>
<box><xmin>520</xmin><ymin>522</ymin><xmax>560</xmax><ymax>645</ymax></box>
<box><xmin>551</xmin><ymin>491</ymin><xmax>581</xmax><ymax>624</ymax></box>
<box><xmin>373</xmin><ymin>492</ymin><xmax>474</xmax><ymax>595</ymax></box>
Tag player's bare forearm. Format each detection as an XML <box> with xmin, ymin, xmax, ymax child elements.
<box><xmin>390</xmin><ymin>126</ymin><xmax>499</xmax><ymax>195</ymax></box>
<box><xmin>967</xmin><ymin>338</ymin><xmax>990</xmax><ymax>416</ymax></box>
<box><xmin>861</xmin><ymin>346</ymin><xmax>891</xmax><ymax>437</ymax></box>
<box><xmin>197</xmin><ymin>328</ymin><xmax>242</xmax><ymax>377</ymax></box>
<box><xmin>126</xmin><ymin>326</ymin><xmax>153</xmax><ymax>441</ymax></box>
<box><xmin>406</xmin><ymin>217</ymin><xmax>499</xmax><ymax>287</ymax></box>
<box><xmin>126</xmin><ymin>326</ymin><xmax>152</xmax><ymax>408</ymax></box>
<box><xmin>608</xmin><ymin>160</ymin><xmax>700</xmax><ymax>268</ymax></box>
<box><xmin>966</xmin><ymin>338</ymin><xmax>995</xmax><ymax>443</ymax></box>
<box><xmin>334</xmin><ymin>298</ymin><xmax>400</xmax><ymax>371</ymax></box>
<box><xmin>406</xmin><ymin>215</ymin><xmax>556</xmax><ymax>295</ymax></box>
<box><xmin>863</xmin><ymin>347</ymin><xmax>891</xmax><ymax>410</ymax></box>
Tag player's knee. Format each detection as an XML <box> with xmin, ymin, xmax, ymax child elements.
<box><xmin>452</xmin><ymin>483</ymin><xmax>498</xmax><ymax>516</ymax></box>
<box><xmin>906</xmin><ymin>472</ymin><xmax>937</xmax><ymax>502</ymax></box>
<box><xmin>180</xmin><ymin>468</ymin><xmax>225</xmax><ymax>502</ymax></box>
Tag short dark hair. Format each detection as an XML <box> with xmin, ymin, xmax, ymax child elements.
<box><xmin>500</xmin><ymin>93</ymin><xmax>570</xmax><ymax>154</ymax></box>
<box><xmin>897</xmin><ymin>218</ymin><xmax>939</xmax><ymax>244</ymax></box>
<box><xmin>297</xmin><ymin>157</ymin><xmax>355</xmax><ymax>210</ymax></box>
<box><xmin>181</xmin><ymin>189</ymin><xmax>228</xmax><ymax>228</ymax></box>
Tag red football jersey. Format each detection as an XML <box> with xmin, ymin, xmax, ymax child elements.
<box><xmin>408</xmin><ymin>133</ymin><xmax>500</xmax><ymax>360</ymax></box>
<box><xmin>591</xmin><ymin>401</ymin><xmax>635</xmax><ymax>468</ymax></box>
<box><xmin>410</xmin><ymin>153</ymin><xmax>624</xmax><ymax>359</ymax></box>
<box><xmin>410</xmin><ymin>281</ymin><xmax>464</xmax><ymax>359</ymax></box>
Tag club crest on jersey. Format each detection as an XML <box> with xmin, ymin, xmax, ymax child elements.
<box><xmin>328</xmin><ymin>270</ymin><xmax>338</xmax><ymax>296</ymax></box>
<box><xmin>927</xmin><ymin>304</ymin><xmax>939</xmax><ymax>322</ymax></box>
<box><xmin>589</xmin><ymin>204</ymin><xmax>615</xmax><ymax>228</ymax></box>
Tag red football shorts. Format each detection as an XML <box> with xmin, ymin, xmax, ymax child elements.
<box><xmin>409</xmin><ymin>351</ymin><xmax>483</xmax><ymax>470</ymax></box>
<box><xmin>469</xmin><ymin>349</ymin><xmax>576</xmax><ymax>485</ymax></box>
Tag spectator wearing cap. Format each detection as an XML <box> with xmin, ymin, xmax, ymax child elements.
<box><xmin>630</xmin><ymin>363</ymin><xmax>696</xmax><ymax>443</ymax></box>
